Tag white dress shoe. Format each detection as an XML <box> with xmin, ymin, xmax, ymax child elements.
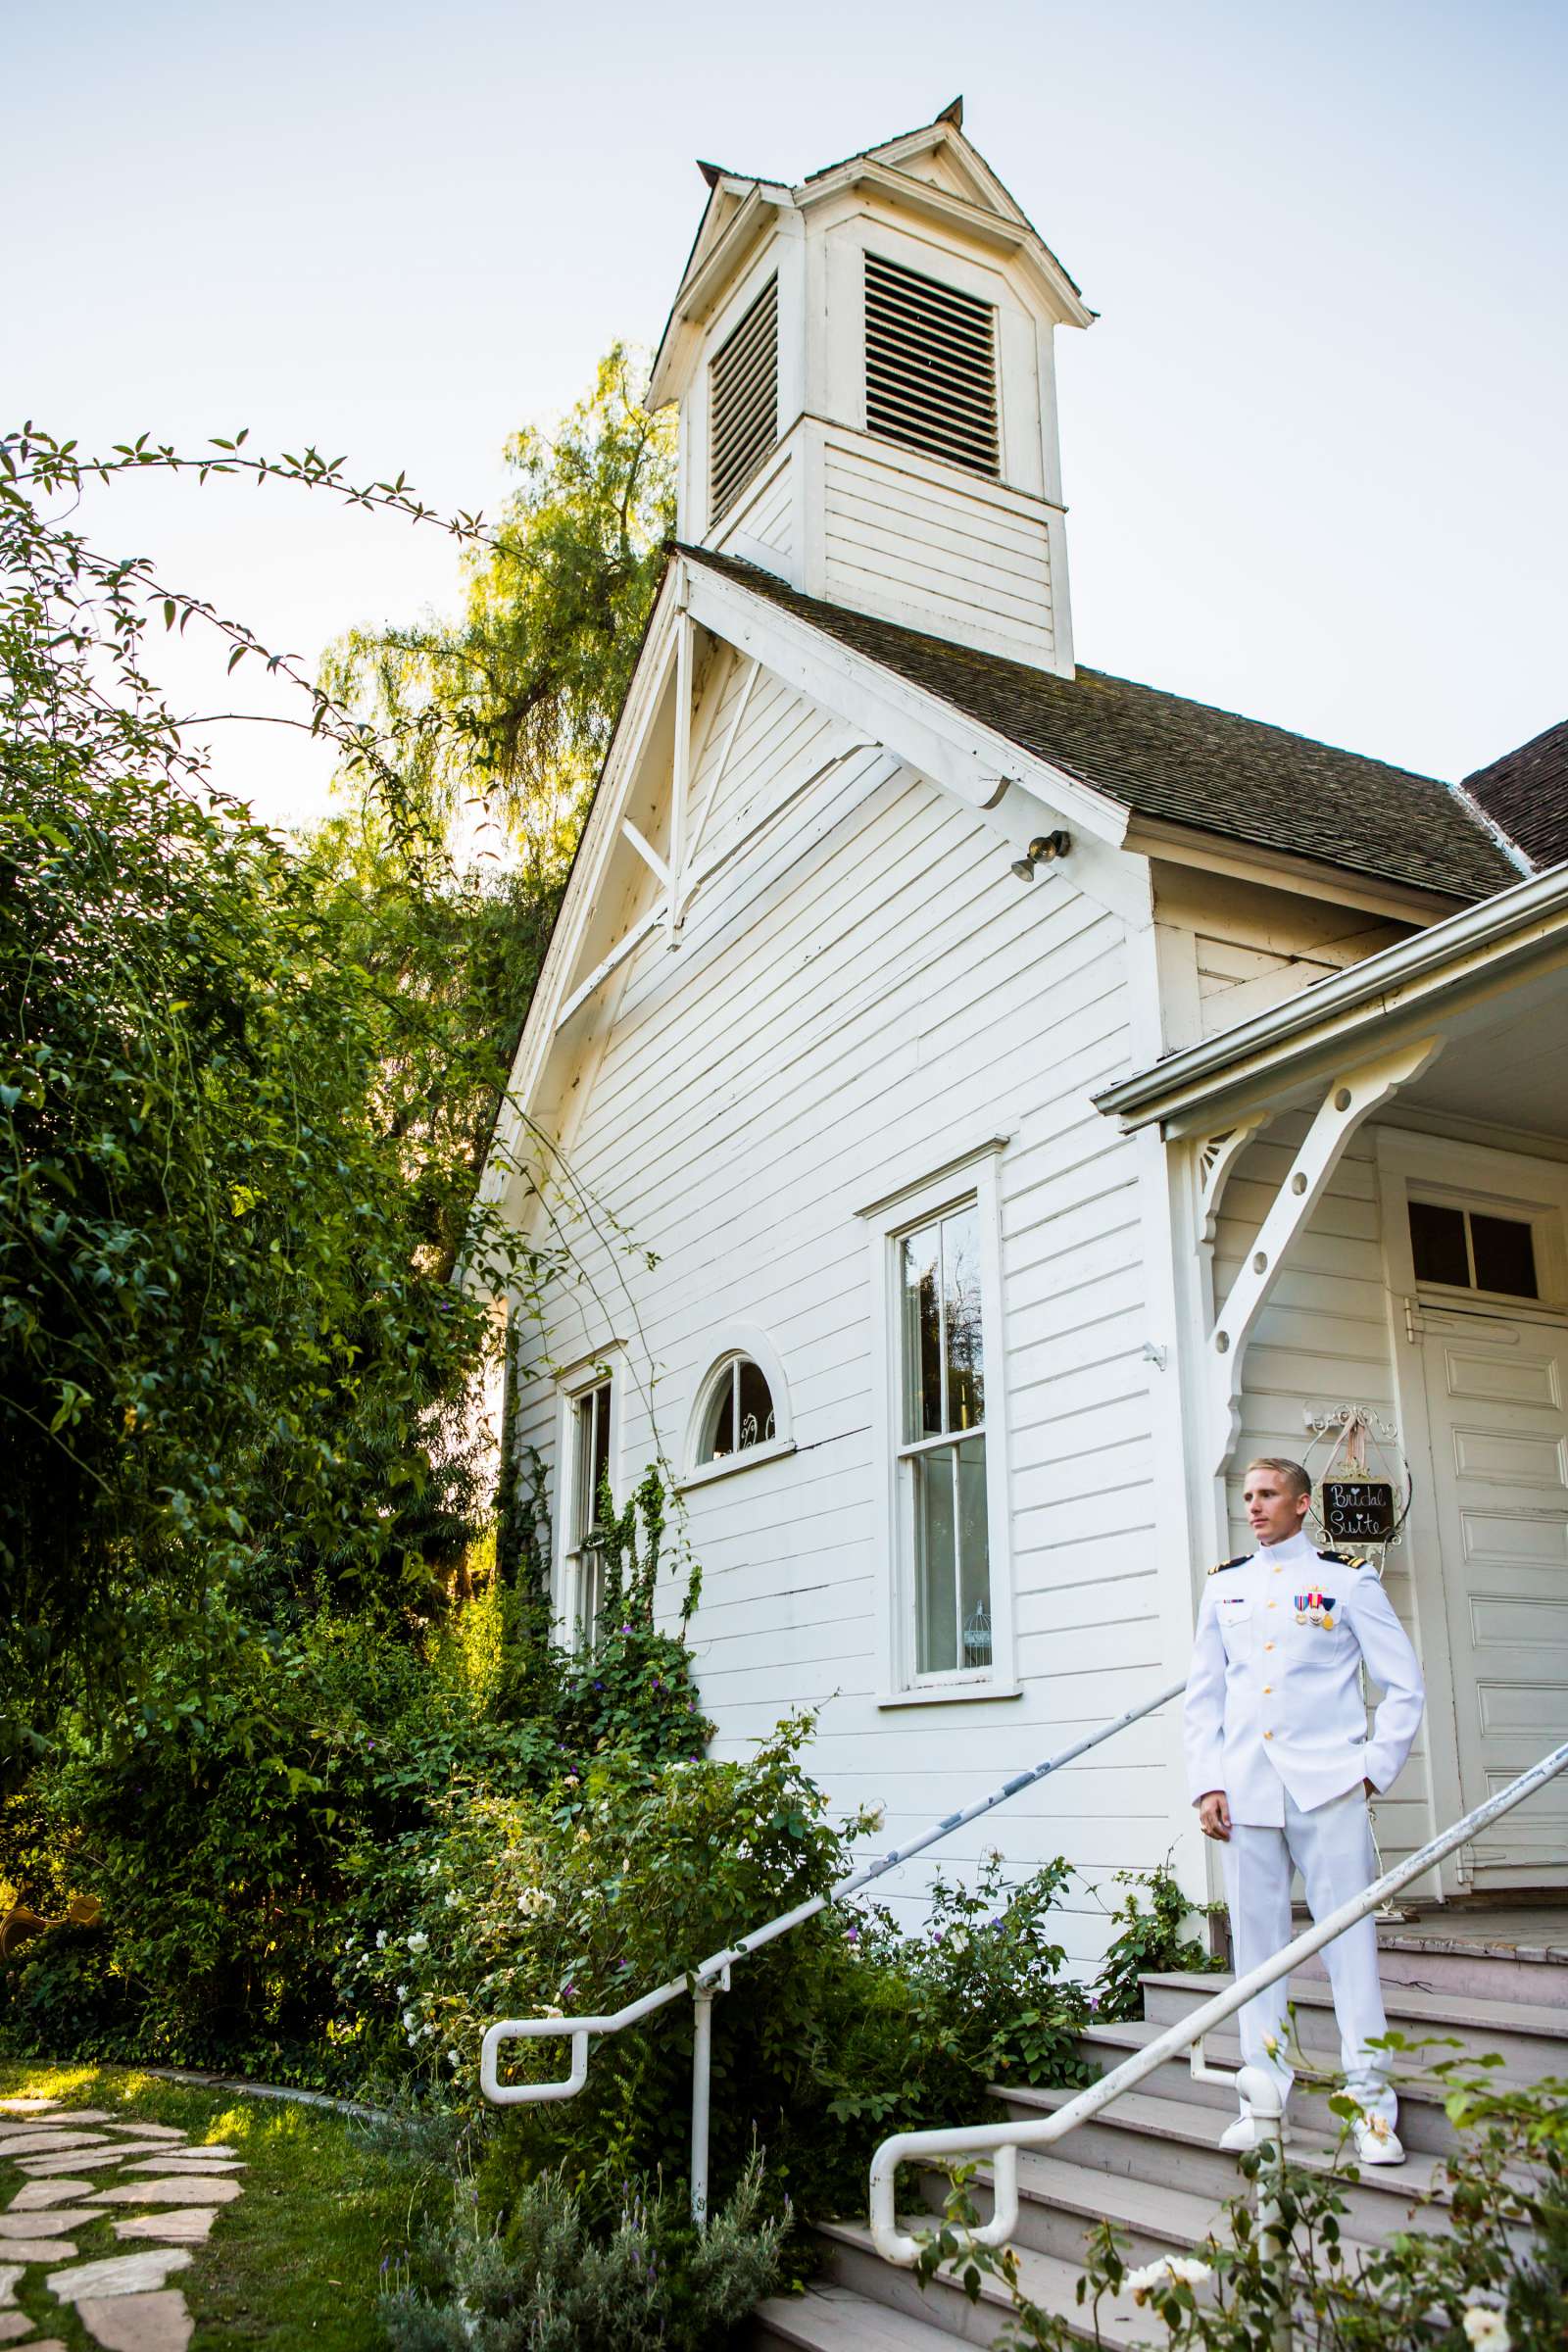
<box><xmin>1219</xmin><ymin>2112</ymin><xmax>1293</xmax><ymax>2154</ymax></box>
<box><xmin>1352</xmin><ymin>2116</ymin><xmax>1405</xmax><ymax>2165</ymax></box>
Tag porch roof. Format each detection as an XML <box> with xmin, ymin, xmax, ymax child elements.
<box><xmin>1095</xmin><ymin>858</ymin><xmax>1568</xmax><ymax>1139</ymax></box>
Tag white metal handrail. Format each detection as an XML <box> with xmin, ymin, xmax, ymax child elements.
<box><xmin>480</xmin><ymin>1676</ymin><xmax>1187</xmax><ymax>2222</ymax></box>
<box><xmin>867</xmin><ymin>1733</ymin><xmax>1568</xmax><ymax>2268</ymax></box>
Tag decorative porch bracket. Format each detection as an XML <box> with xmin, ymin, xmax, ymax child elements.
<box><xmin>1196</xmin><ymin>1113</ymin><xmax>1272</xmax><ymax>1246</ymax></box>
<box><xmin>1206</xmin><ymin>1036</ymin><xmax>1442</xmax><ymax>1474</ymax></box>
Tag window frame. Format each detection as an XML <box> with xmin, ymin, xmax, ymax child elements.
<box><xmin>678</xmin><ymin>1327</ymin><xmax>795</xmax><ymax>1492</ymax></box>
<box><xmin>1377</xmin><ymin>1130</ymin><xmax>1568</xmax><ymax>1321</ymax></box>
<box><xmin>860</xmin><ymin>1141</ymin><xmax>1017</xmax><ymax>1706</ymax></box>
<box><xmin>553</xmin><ymin>1348</ymin><xmax>624</xmax><ymax>1648</ymax></box>
<box><xmin>1406</xmin><ymin>1191</ymin><xmax>1546</xmax><ymax>1307</ymax></box>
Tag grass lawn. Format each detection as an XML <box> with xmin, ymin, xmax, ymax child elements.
<box><xmin>0</xmin><ymin>2060</ymin><xmax>453</xmax><ymax>2350</ymax></box>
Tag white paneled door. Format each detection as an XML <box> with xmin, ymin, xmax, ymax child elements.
<box><xmin>1420</xmin><ymin>1304</ymin><xmax>1568</xmax><ymax>1884</ymax></box>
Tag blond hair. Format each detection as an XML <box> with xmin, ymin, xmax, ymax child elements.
<box><xmin>1244</xmin><ymin>1456</ymin><xmax>1311</xmax><ymax>1502</ymax></box>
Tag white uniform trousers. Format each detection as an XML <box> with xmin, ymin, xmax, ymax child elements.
<box><xmin>1220</xmin><ymin>1784</ymin><xmax>1396</xmax><ymax>2127</ymax></box>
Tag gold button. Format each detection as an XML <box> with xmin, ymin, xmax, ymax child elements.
<box><xmin>1263</xmin><ymin>1685</ymin><xmax>1272</xmax><ymax>1694</ymax></box>
<box><xmin>1265</xmin><ymin>1642</ymin><xmax>1275</xmax><ymax>1651</ymax></box>
<box><xmin>1267</xmin><ymin>1601</ymin><xmax>1277</xmax><ymax>1610</ymax></box>
<box><xmin>1264</xmin><ymin>1731</ymin><xmax>1273</xmax><ymax>1740</ymax></box>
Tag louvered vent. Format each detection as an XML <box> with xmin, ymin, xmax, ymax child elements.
<box><xmin>709</xmin><ymin>275</ymin><xmax>778</xmax><ymax>521</ymax></box>
<box><xmin>864</xmin><ymin>252</ymin><xmax>999</xmax><ymax>477</ymax></box>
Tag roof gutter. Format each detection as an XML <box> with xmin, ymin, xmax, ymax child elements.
<box><xmin>1095</xmin><ymin>858</ymin><xmax>1568</xmax><ymax>1132</ymax></box>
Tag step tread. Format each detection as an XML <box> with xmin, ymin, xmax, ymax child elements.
<box><xmin>1007</xmin><ymin>2150</ymin><xmax>1276</xmax><ymax>2245</ymax></box>
<box><xmin>1141</xmin><ymin>1972</ymin><xmax>1568</xmax><ymax>2039</ymax></box>
<box><xmin>993</xmin><ymin>2082</ymin><xmax>1451</xmax><ymax>2205</ymax></box>
<box><xmin>754</xmin><ymin>2283</ymin><xmax>960</xmax><ymax>2350</ymax></box>
<box><xmin>818</xmin><ymin>2218</ymin><xmax>1156</xmax><ymax>2345</ymax></box>
<box><xmin>1074</xmin><ymin>2018</ymin><xmax>1447</xmax><ymax>2104</ymax></box>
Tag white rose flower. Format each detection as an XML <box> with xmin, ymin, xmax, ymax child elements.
<box><xmin>375</xmin><ymin>1930</ymin><xmax>388</xmax><ymax>1950</ymax></box>
<box><xmin>865</xmin><ymin>1802</ymin><xmax>887</xmax><ymax>1831</ymax></box>
<box><xmin>1463</xmin><ymin>2310</ymin><xmax>1510</xmax><ymax>2352</ymax></box>
<box><xmin>408</xmin><ymin>1931</ymin><xmax>429</xmax><ymax>1952</ymax></box>
<box><xmin>447</xmin><ymin>2048</ymin><xmax>461</xmax><ymax>2069</ymax></box>
<box><xmin>402</xmin><ymin>2009</ymin><xmax>416</xmax><ymax>2030</ymax></box>
<box><xmin>1121</xmin><ymin>2256</ymin><xmax>1212</xmax><ymax>2306</ymax></box>
<box><xmin>445</xmin><ymin>1890</ymin><xmax>460</xmax><ymax>1908</ymax></box>
<box><xmin>423</xmin><ymin>2024</ymin><xmax>437</xmax><ymax>2037</ymax></box>
<box><xmin>397</xmin><ymin>1984</ymin><xmax>409</xmax><ymax>1999</ymax></box>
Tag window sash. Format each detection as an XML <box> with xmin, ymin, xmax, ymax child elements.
<box><xmin>566</xmin><ymin>1379</ymin><xmax>612</xmax><ymax>1643</ymax></box>
<box><xmin>905</xmin><ymin>1431</ymin><xmax>992</xmax><ymax>1679</ymax></box>
<box><xmin>896</xmin><ymin>1199</ymin><xmax>992</xmax><ymax>1681</ymax></box>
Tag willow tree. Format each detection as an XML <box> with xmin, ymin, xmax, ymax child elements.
<box><xmin>322</xmin><ymin>343</ymin><xmax>676</xmax><ymax>878</ymax></box>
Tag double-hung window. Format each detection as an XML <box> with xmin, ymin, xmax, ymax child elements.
<box><xmin>862</xmin><ymin>1145</ymin><xmax>1014</xmax><ymax>1701</ymax></box>
<box><xmin>562</xmin><ymin>1372</ymin><xmax>613</xmax><ymax>1646</ymax></box>
<box><xmin>900</xmin><ymin>1203</ymin><xmax>991</xmax><ymax>1673</ymax></box>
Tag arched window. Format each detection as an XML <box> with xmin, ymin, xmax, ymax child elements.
<box><xmin>682</xmin><ymin>1332</ymin><xmax>794</xmax><ymax>1487</ymax></box>
<box><xmin>699</xmin><ymin>1356</ymin><xmax>776</xmax><ymax>1463</ymax></box>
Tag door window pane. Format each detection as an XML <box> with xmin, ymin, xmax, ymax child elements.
<box><xmin>1409</xmin><ymin>1200</ymin><xmax>1469</xmax><ymax>1288</ymax></box>
<box><xmin>1470</xmin><ymin>1213</ymin><xmax>1538</xmax><ymax>1299</ymax></box>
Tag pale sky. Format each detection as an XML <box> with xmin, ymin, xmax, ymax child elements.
<box><xmin>8</xmin><ymin>0</ymin><xmax>1565</xmax><ymax>831</ymax></box>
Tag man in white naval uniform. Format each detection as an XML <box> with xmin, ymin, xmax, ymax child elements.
<box><xmin>1184</xmin><ymin>1457</ymin><xmax>1425</xmax><ymax>2164</ymax></box>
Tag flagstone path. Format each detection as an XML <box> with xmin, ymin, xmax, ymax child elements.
<box><xmin>0</xmin><ymin>2096</ymin><xmax>247</xmax><ymax>2351</ymax></box>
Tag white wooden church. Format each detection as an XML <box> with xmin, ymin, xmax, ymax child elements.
<box><xmin>476</xmin><ymin>101</ymin><xmax>1568</xmax><ymax>1967</ymax></box>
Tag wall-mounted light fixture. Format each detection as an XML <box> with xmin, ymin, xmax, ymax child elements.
<box><xmin>1009</xmin><ymin>830</ymin><xmax>1071</xmax><ymax>882</ymax></box>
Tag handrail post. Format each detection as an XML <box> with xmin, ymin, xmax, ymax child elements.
<box><xmin>1238</xmin><ymin>2064</ymin><xmax>1292</xmax><ymax>2352</ymax></box>
<box><xmin>690</xmin><ymin>1982</ymin><xmax>716</xmax><ymax>2230</ymax></box>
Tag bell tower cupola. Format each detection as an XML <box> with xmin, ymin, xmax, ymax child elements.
<box><xmin>648</xmin><ymin>100</ymin><xmax>1093</xmax><ymax>676</ymax></box>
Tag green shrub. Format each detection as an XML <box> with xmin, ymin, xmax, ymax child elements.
<box><xmin>1093</xmin><ymin>1862</ymin><xmax>1225</xmax><ymax>2023</ymax></box>
<box><xmin>0</xmin><ymin>1484</ymin><xmax>712</xmax><ymax>2088</ymax></box>
<box><xmin>382</xmin><ymin>2150</ymin><xmax>785</xmax><ymax>2352</ymax></box>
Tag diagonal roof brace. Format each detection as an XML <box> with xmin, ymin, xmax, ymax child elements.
<box><xmin>1205</xmin><ymin>1037</ymin><xmax>1442</xmax><ymax>1474</ymax></box>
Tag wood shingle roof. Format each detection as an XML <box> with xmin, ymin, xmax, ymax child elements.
<box><xmin>681</xmin><ymin>546</ymin><xmax>1523</xmax><ymax>905</ymax></box>
<box><xmin>1462</xmin><ymin>720</ymin><xmax>1568</xmax><ymax>877</ymax></box>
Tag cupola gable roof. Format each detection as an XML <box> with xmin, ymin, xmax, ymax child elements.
<box><xmin>649</xmin><ymin>105</ymin><xmax>1089</xmax><ymax>411</ymax></box>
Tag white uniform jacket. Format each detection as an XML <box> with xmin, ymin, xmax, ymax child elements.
<box><xmin>1183</xmin><ymin>1529</ymin><xmax>1425</xmax><ymax>1826</ymax></box>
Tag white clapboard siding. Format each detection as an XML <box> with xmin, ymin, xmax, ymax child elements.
<box><xmin>821</xmin><ymin>440</ymin><xmax>1054</xmax><ymax>668</ymax></box>
<box><xmin>1219</xmin><ymin>1117</ymin><xmax>1434</xmax><ymax>1868</ymax></box>
<box><xmin>508</xmin><ymin>657</ymin><xmax>1172</xmax><ymax>1962</ymax></box>
<box><xmin>711</xmin><ymin>444</ymin><xmax>795</xmax><ymax>570</ymax></box>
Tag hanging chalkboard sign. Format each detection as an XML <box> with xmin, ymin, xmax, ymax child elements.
<box><xmin>1321</xmin><ymin>1478</ymin><xmax>1396</xmax><ymax>1543</ymax></box>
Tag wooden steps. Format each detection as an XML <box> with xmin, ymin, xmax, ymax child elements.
<box><xmin>748</xmin><ymin>1925</ymin><xmax>1565</xmax><ymax>2350</ymax></box>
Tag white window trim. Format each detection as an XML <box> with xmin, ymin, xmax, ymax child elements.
<box><xmin>678</xmin><ymin>1326</ymin><xmax>796</xmax><ymax>1492</ymax></box>
<box><xmin>1376</xmin><ymin>1129</ymin><xmax>1568</xmax><ymax>1318</ymax></box>
<box><xmin>859</xmin><ymin>1141</ymin><xmax>1017</xmax><ymax>1707</ymax></box>
<box><xmin>551</xmin><ymin>1343</ymin><xmax>626</xmax><ymax>1648</ymax></box>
